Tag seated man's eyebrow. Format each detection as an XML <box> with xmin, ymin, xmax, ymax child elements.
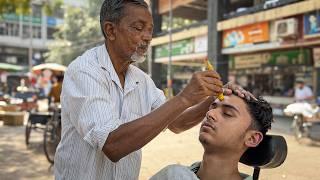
<box><xmin>221</xmin><ymin>103</ymin><xmax>240</xmax><ymax>114</ymax></box>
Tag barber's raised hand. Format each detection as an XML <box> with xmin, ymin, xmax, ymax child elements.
<box><xmin>178</xmin><ymin>71</ymin><xmax>223</xmax><ymax>106</ymax></box>
<box><xmin>223</xmin><ymin>82</ymin><xmax>257</xmax><ymax>100</ymax></box>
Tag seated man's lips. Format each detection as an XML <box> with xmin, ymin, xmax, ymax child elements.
<box><xmin>201</xmin><ymin>121</ymin><xmax>215</xmax><ymax>131</ymax></box>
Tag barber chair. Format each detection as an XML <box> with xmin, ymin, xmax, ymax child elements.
<box><xmin>240</xmin><ymin>135</ymin><xmax>288</xmax><ymax>180</ymax></box>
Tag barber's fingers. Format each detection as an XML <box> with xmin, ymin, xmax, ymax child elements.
<box><xmin>223</xmin><ymin>88</ymin><xmax>232</xmax><ymax>95</ymax></box>
<box><xmin>224</xmin><ymin>82</ymin><xmax>257</xmax><ymax>100</ymax></box>
<box><xmin>202</xmin><ymin>77</ymin><xmax>223</xmax><ymax>88</ymax></box>
<box><xmin>202</xmin><ymin>70</ymin><xmax>221</xmax><ymax>80</ymax></box>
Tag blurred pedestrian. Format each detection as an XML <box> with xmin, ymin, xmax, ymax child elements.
<box><xmin>48</xmin><ymin>75</ymin><xmax>63</xmax><ymax>103</ymax></box>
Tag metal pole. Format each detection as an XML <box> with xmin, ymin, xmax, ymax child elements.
<box><xmin>167</xmin><ymin>0</ymin><xmax>173</xmax><ymax>98</ymax></box>
<box><xmin>207</xmin><ymin>0</ymin><xmax>228</xmax><ymax>83</ymax></box>
<box><xmin>28</xmin><ymin>3</ymin><xmax>34</xmax><ymax>72</ymax></box>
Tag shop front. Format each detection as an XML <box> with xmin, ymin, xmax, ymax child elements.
<box><xmin>153</xmin><ymin>35</ymin><xmax>208</xmax><ymax>95</ymax></box>
<box><xmin>229</xmin><ymin>49</ymin><xmax>314</xmax><ymax>115</ymax></box>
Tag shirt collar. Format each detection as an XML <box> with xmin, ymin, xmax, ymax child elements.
<box><xmin>97</xmin><ymin>43</ymin><xmax>140</xmax><ymax>92</ymax></box>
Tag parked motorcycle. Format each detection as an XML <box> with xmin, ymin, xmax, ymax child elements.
<box><xmin>284</xmin><ymin>102</ymin><xmax>320</xmax><ymax>143</ymax></box>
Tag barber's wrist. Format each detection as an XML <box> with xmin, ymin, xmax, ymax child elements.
<box><xmin>176</xmin><ymin>93</ymin><xmax>193</xmax><ymax>108</ymax></box>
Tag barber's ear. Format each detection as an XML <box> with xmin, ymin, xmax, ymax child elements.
<box><xmin>103</xmin><ymin>21</ymin><xmax>116</xmax><ymax>41</ymax></box>
<box><xmin>245</xmin><ymin>130</ymin><xmax>263</xmax><ymax>148</ymax></box>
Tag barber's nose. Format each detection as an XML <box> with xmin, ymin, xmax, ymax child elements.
<box><xmin>142</xmin><ymin>31</ymin><xmax>152</xmax><ymax>42</ymax></box>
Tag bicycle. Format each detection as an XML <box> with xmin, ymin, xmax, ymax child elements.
<box><xmin>43</xmin><ymin>106</ymin><xmax>61</xmax><ymax>164</ymax></box>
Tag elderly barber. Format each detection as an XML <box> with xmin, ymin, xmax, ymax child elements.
<box><xmin>54</xmin><ymin>1</ymin><xmax>251</xmax><ymax>179</ymax></box>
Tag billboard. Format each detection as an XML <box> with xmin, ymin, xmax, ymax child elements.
<box><xmin>223</xmin><ymin>22</ymin><xmax>270</xmax><ymax>48</ymax></box>
<box><xmin>304</xmin><ymin>11</ymin><xmax>320</xmax><ymax>38</ymax></box>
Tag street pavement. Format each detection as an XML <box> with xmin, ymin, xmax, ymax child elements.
<box><xmin>0</xmin><ymin>116</ymin><xmax>319</xmax><ymax>180</ymax></box>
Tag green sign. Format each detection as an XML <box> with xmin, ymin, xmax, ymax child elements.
<box><xmin>229</xmin><ymin>49</ymin><xmax>311</xmax><ymax>69</ymax></box>
<box><xmin>1</xmin><ymin>13</ymin><xmax>41</xmax><ymax>24</ymax></box>
<box><xmin>3</xmin><ymin>13</ymin><xmax>19</xmax><ymax>22</ymax></box>
<box><xmin>23</xmin><ymin>15</ymin><xmax>42</xmax><ymax>24</ymax></box>
<box><xmin>155</xmin><ymin>38</ymin><xmax>194</xmax><ymax>58</ymax></box>
<box><xmin>268</xmin><ymin>49</ymin><xmax>311</xmax><ymax>66</ymax></box>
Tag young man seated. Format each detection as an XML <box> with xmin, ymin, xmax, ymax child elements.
<box><xmin>150</xmin><ymin>93</ymin><xmax>273</xmax><ymax>180</ymax></box>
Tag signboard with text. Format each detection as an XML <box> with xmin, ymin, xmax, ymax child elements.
<box><xmin>155</xmin><ymin>38</ymin><xmax>194</xmax><ymax>59</ymax></box>
<box><xmin>223</xmin><ymin>22</ymin><xmax>270</xmax><ymax>48</ymax></box>
<box><xmin>313</xmin><ymin>47</ymin><xmax>320</xmax><ymax>67</ymax></box>
<box><xmin>230</xmin><ymin>49</ymin><xmax>311</xmax><ymax>69</ymax></box>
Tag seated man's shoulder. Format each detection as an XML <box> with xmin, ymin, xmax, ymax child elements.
<box><xmin>150</xmin><ymin>164</ymin><xmax>198</xmax><ymax>180</ymax></box>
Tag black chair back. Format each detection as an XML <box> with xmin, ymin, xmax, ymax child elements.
<box><xmin>240</xmin><ymin>135</ymin><xmax>288</xmax><ymax>179</ymax></box>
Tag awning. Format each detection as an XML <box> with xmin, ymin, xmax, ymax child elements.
<box><xmin>155</xmin><ymin>52</ymin><xmax>207</xmax><ymax>66</ymax></box>
<box><xmin>0</xmin><ymin>63</ymin><xmax>25</xmax><ymax>72</ymax></box>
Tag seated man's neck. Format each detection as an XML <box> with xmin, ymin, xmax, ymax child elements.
<box><xmin>197</xmin><ymin>152</ymin><xmax>243</xmax><ymax>180</ymax></box>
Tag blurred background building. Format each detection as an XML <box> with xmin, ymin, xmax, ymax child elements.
<box><xmin>150</xmin><ymin>0</ymin><xmax>320</xmax><ymax>115</ymax></box>
<box><xmin>0</xmin><ymin>3</ymin><xmax>64</xmax><ymax>70</ymax></box>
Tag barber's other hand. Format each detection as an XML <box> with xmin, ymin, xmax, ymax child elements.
<box><xmin>223</xmin><ymin>82</ymin><xmax>257</xmax><ymax>100</ymax></box>
<box><xmin>178</xmin><ymin>71</ymin><xmax>223</xmax><ymax>106</ymax></box>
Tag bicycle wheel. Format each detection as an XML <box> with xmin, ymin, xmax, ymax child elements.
<box><xmin>25</xmin><ymin>118</ymin><xmax>32</xmax><ymax>145</ymax></box>
<box><xmin>43</xmin><ymin>119</ymin><xmax>60</xmax><ymax>164</ymax></box>
<box><xmin>293</xmin><ymin>115</ymin><xmax>304</xmax><ymax>142</ymax></box>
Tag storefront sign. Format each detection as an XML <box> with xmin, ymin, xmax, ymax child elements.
<box><xmin>304</xmin><ymin>11</ymin><xmax>320</xmax><ymax>38</ymax></box>
<box><xmin>3</xmin><ymin>13</ymin><xmax>20</xmax><ymax>22</ymax></box>
<box><xmin>194</xmin><ymin>35</ymin><xmax>207</xmax><ymax>53</ymax></box>
<box><xmin>155</xmin><ymin>38</ymin><xmax>194</xmax><ymax>58</ymax></box>
<box><xmin>230</xmin><ymin>49</ymin><xmax>311</xmax><ymax>69</ymax></box>
<box><xmin>268</xmin><ymin>49</ymin><xmax>311</xmax><ymax>66</ymax></box>
<box><xmin>2</xmin><ymin>13</ymin><xmax>41</xmax><ymax>25</ymax></box>
<box><xmin>313</xmin><ymin>47</ymin><xmax>320</xmax><ymax>67</ymax></box>
<box><xmin>223</xmin><ymin>22</ymin><xmax>269</xmax><ymax>48</ymax></box>
<box><xmin>22</xmin><ymin>15</ymin><xmax>42</xmax><ymax>25</ymax></box>
<box><xmin>232</xmin><ymin>53</ymin><xmax>270</xmax><ymax>69</ymax></box>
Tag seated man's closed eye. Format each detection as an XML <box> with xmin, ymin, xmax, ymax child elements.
<box><xmin>150</xmin><ymin>94</ymin><xmax>273</xmax><ymax>180</ymax></box>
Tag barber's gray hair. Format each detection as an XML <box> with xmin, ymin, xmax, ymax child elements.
<box><xmin>100</xmin><ymin>0</ymin><xmax>149</xmax><ymax>39</ymax></box>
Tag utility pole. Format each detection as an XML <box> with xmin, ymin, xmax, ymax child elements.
<box><xmin>207</xmin><ymin>0</ymin><xmax>228</xmax><ymax>83</ymax></box>
<box><xmin>167</xmin><ymin>0</ymin><xmax>173</xmax><ymax>98</ymax></box>
<box><xmin>28</xmin><ymin>2</ymin><xmax>34</xmax><ymax>72</ymax></box>
<box><xmin>150</xmin><ymin>0</ymin><xmax>163</xmax><ymax>88</ymax></box>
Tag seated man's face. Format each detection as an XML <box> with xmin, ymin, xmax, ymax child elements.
<box><xmin>199</xmin><ymin>94</ymin><xmax>263</xmax><ymax>154</ymax></box>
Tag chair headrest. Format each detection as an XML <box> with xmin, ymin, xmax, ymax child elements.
<box><xmin>240</xmin><ymin>135</ymin><xmax>287</xmax><ymax>168</ymax></box>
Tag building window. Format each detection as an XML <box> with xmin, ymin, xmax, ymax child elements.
<box><xmin>32</xmin><ymin>26</ymin><xmax>41</xmax><ymax>39</ymax></box>
<box><xmin>7</xmin><ymin>23</ymin><xmax>19</xmax><ymax>36</ymax></box>
<box><xmin>0</xmin><ymin>22</ymin><xmax>19</xmax><ymax>37</ymax></box>
<box><xmin>0</xmin><ymin>23</ymin><xmax>6</xmax><ymax>35</ymax></box>
<box><xmin>22</xmin><ymin>25</ymin><xmax>41</xmax><ymax>39</ymax></box>
<box><xmin>47</xmin><ymin>27</ymin><xmax>58</xmax><ymax>39</ymax></box>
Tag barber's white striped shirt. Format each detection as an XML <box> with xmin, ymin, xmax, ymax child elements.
<box><xmin>54</xmin><ymin>44</ymin><xmax>166</xmax><ymax>180</ymax></box>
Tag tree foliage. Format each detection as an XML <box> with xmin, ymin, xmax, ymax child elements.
<box><xmin>0</xmin><ymin>0</ymin><xmax>63</xmax><ymax>16</ymax></box>
<box><xmin>46</xmin><ymin>2</ymin><xmax>103</xmax><ymax>65</ymax></box>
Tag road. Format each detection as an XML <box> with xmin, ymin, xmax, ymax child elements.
<box><xmin>0</xmin><ymin>116</ymin><xmax>319</xmax><ymax>180</ymax></box>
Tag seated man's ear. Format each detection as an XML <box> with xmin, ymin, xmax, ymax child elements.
<box><xmin>245</xmin><ymin>130</ymin><xmax>263</xmax><ymax>148</ymax></box>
